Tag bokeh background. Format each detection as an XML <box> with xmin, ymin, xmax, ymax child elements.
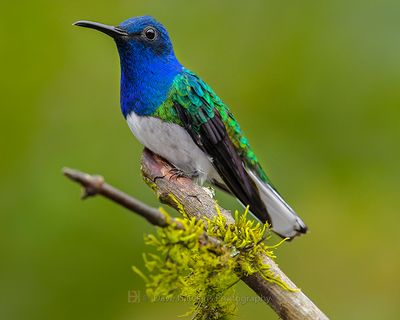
<box><xmin>1</xmin><ymin>0</ymin><xmax>399</xmax><ymax>319</ymax></box>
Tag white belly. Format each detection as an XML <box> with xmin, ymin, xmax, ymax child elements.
<box><xmin>126</xmin><ymin>112</ymin><xmax>215</xmax><ymax>183</ymax></box>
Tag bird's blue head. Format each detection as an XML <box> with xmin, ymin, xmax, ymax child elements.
<box><xmin>74</xmin><ymin>16</ymin><xmax>183</xmax><ymax>117</ymax></box>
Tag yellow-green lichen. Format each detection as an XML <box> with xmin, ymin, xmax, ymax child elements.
<box><xmin>158</xmin><ymin>193</ymin><xmax>187</xmax><ymax>218</ymax></box>
<box><xmin>133</xmin><ymin>207</ymin><xmax>296</xmax><ymax>320</ymax></box>
<box><xmin>142</xmin><ymin>176</ymin><xmax>158</xmax><ymax>192</ymax></box>
<box><xmin>142</xmin><ymin>176</ymin><xmax>188</xmax><ymax>218</ymax></box>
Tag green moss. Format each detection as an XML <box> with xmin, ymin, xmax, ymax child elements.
<box><xmin>133</xmin><ymin>207</ymin><xmax>296</xmax><ymax>319</ymax></box>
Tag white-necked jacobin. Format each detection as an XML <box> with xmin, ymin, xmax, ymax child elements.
<box><xmin>74</xmin><ymin>16</ymin><xmax>307</xmax><ymax>239</ymax></box>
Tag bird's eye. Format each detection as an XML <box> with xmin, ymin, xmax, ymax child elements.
<box><xmin>144</xmin><ymin>27</ymin><xmax>157</xmax><ymax>40</ymax></box>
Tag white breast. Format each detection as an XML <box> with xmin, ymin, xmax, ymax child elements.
<box><xmin>126</xmin><ymin>112</ymin><xmax>214</xmax><ymax>183</ymax></box>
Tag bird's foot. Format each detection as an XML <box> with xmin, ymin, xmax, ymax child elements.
<box><xmin>168</xmin><ymin>168</ymin><xmax>185</xmax><ymax>180</ymax></box>
<box><xmin>168</xmin><ymin>168</ymin><xmax>200</xmax><ymax>181</ymax></box>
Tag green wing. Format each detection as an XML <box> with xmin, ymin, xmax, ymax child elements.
<box><xmin>154</xmin><ymin>69</ymin><xmax>270</xmax><ymax>184</ymax></box>
<box><xmin>153</xmin><ymin>69</ymin><xmax>274</xmax><ymax>224</ymax></box>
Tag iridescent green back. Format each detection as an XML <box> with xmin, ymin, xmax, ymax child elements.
<box><xmin>152</xmin><ymin>69</ymin><xmax>270</xmax><ymax>183</ymax></box>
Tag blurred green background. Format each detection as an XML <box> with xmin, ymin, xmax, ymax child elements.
<box><xmin>1</xmin><ymin>0</ymin><xmax>399</xmax><ymax>319</ymax></box>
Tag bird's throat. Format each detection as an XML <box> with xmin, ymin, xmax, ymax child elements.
<box><xmin>118</xmin><ymin>47</ymin><xmax>182</xmax><ymax>118</ymax></box>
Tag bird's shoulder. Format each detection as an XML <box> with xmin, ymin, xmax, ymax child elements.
<box><xmin>153</xmin><ymin>68</ymin><xmax>269</xmax><ymax>182</ymax></box>
<box><xmin>152</xmin><ymin>68</ymin><xmax>218</xmax><ymax>127</ymax></box>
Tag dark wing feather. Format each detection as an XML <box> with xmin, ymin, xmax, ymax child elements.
<box><xmin>175</xmin><ymin>102</ymin><xmax>270</xmax><ymax>223</ymax></box>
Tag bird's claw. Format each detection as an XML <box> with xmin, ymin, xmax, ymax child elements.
<box><xmin>168</xmin><ymin>168</ymin><xmax>187</xmax><ymax>181</ymax></box>
<box><xmin>168</xmin><ymin>168</ymin><xmax>200</xmax><ymax>181</ymax></box>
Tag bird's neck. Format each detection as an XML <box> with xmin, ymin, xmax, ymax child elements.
<box><xmin>118</xmin><ymin>50</ymin><xmax>182</xmax><ymax>118</ymax></box>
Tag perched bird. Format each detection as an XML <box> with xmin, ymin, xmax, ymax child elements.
<box><xmin>74</xmin><ymin>16</ymin><xmax>307</xmax><ymax>239</ymax></box>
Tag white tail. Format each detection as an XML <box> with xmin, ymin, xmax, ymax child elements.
<box><xmin>247</xmin><ymin>170</ymin><xmax>307</xmax><ymax>239</ymax></box>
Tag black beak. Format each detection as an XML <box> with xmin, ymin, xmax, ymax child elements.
<box><xmin>73</xmin><ymin>20</ymin><xmax>128</xmax><ymax>38</ymax></box>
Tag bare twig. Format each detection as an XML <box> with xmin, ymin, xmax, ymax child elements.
<box><xmin>63</xmin><ymin>149</ymin><xmax>329</xmax><ymax>320</ymax></box>
<box><xmin>63</xmin><ymin>167</ymin><xmax>167</xmax><ymax>227</ymax></box>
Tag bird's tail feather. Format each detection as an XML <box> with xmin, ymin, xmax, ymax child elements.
<box><xmin>247</xmin><ymin>171</ymin><xmax>308</xmax><ymax>239</ymax></box>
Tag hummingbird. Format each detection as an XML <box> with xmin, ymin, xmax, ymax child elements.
<box><xmin>74</xmin><ymin>16</ymin><xmax>307</xmax><ymax>239</ymax></box>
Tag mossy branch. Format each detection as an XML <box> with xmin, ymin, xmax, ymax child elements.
<box><xmin>63</xmin><ymin>148</ymin><xmax>328</xmax><ymax>320</ymax></box>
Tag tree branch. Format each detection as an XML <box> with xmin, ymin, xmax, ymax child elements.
<box><xmin>63</xmin><ymin>167</ymin><xmax>168</xmax><ymax>227</ymax></box>
<box><xmin>63</xmin><ymin>149</ymin><xmax>328</xmax><ymax>320</ymax></box>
